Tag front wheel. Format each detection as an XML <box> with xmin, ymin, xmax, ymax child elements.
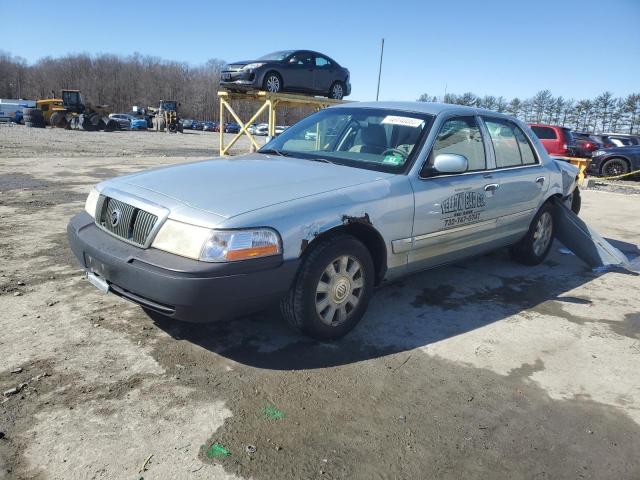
<box><xmin>510</xmin><ymin>203</ymin><xmax>555</xmax><ymax>266</ymax></box>
<box><xmin>601</xmin><ymin>157</ymin><xmax>629</xmax><ymax>178</ymax></box>
<box><xmin>281</xmin><ymin>235</ymin><xmax>374</xmax><ymax>340</ymax></box>
<box><xmin>263</xmin><ymin>72</ymin><xmax>282</xmax><ymax>93</ymax></box>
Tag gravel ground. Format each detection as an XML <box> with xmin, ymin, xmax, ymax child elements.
<box><xmin>1</xmin><ymin>125</ymin><xmax>639</xmax><ymax>479</ymax></box>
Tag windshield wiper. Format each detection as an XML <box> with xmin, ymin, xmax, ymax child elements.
<box><xmin>259</xmin><ymin>148</ymin><xmax>289</xmax><ymax>157</ymax></box>
<box><xmin>307</xmin><ymin>157</ymin><xmax>335</xmax><ymax>165</ymax></box>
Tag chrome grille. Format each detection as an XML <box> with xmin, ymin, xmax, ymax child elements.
<box><xmin>97</xmin><ymin>195</ymin><xmax>158</xmax><ymax>247</ymax></box>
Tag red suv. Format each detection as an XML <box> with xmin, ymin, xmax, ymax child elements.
<box><xmin>529</xmin><ymin>124</ymin><xmax>576</xmax><ymax>157</ymax></box>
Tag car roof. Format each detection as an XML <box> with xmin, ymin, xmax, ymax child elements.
<box><xmin>331</xmin><ymin>101</ymin><xmax>514</xmax><ymax>119</ymax></box>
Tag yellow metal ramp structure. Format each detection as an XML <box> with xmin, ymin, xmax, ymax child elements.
<box><xmin>217</xmin><ymin>90</ymin><xmax>346</xmax><ymax>156</ymax></box>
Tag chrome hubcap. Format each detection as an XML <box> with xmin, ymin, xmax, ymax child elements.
<box><xmin>315</xmin><ymin>255</ymin><xmax>364</xmax><ymax>326</ymax></box>
<box><xmin>532</xmin><ymin>212</ymin><xmax>553</xmax><ymax>256</ymax></box>
<box><xmin>266</xmin><ymin>76</ymin><xmax>280</xmax><ymax>92</ymax></box>
<box><xmin>332</xmin><ymin>84</ymin><xmax>343</xmax><ymax>99</ymax></box>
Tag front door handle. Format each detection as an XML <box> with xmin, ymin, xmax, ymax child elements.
<box><xmin>535</xmin><ymin>176</ymin><xmax>545</xmax><ymax>186</ymax></box>
<box><xmin>484</xmin><ymin>183</ymin><xmax>499</xmax><ymax>192</ymax></box>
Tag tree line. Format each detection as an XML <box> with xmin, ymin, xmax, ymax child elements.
<box><xmin>418</xmin><ymin>90</ymin><xmax>640</xmax><ymax>134</ymax></box>
<box><xmin>2</xmin><ymin>50</ymin><xmax>638</xmax><ymax>133</ymax></box>
<box><xmin>0</xmin><ymin>50</ymin><xmax>313</xmax><ymax>124</ymax></box>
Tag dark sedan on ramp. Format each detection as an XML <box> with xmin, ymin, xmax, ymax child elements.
<box><xmin>220</xmin><ymin>50</ymin><xmax>351</xmax><ymax>99</ymax></box>
<box><xmin>586</xmin><ymin>145</ymin><xmax>640</xmax><ymax>178</ymax></box>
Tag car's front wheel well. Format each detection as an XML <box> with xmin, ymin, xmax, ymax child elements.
<box><xmin>302</xmin><ymin>223</ymin><xmax>387</xmax><ymax>285</ymax></box>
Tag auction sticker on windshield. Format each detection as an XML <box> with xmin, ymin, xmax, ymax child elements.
<box><xmin>381</xmin><ymin>116</ymin><xmax>424</xmax><ymax>128</ymax></box>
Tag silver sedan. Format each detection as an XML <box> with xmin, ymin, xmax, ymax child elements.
<box><xmin>68</xmin><ymin>102</ymin><xmax>579</xmax><ymax>339</ymax></box>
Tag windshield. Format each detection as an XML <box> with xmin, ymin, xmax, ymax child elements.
<box><xmin>258</xmin><ymin>50</ymin><xmax>294</xmax><ymax>61</ymax></box>
<box><xmin>259</xmin><ymin>107</ymin><xmax>434</xmax><ymax>173</ymax></box>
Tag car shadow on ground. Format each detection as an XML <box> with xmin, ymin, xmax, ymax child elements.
<box><xmin>151</xmin><ymin>241</ymin><xmax>635</xmax><ymax>371</ymax></box>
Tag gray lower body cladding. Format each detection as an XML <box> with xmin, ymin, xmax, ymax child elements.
<box><xmin>67</xmin><ymin>212</ymin><xmax>299</xmax><ymax>321</ymax></box>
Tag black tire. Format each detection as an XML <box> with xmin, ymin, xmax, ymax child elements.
<box><xmin>49</xmin><ymin>111</ymin><xmax>64</xmax><ymax>127</ymax></box>
<box><xmin>601</xmin><ymin>157</ymin><xmax>629</xmax><ymax>178</ymax></box>
<box><xmin>509</xmin><ymin>202</ymin><xmax>555</xmax><ymax>266</ymax></box>
<box><xmin>570</xmin><ymin>187</ymin><xmax>581</xmax><ymax>215</ymax></box>
<box><xmin>262</xmin><ymin>72</ymin><xmax>282</xmax><ymax>93</ymax></box>
<box><xmin>103</xmin><ymin>119</ymin><xmax>118</xmax><ymax>132</ymax></box>
<box><xmin>280</xmin><ymin>234</ymin><xmax>375</xmax><ymax>340</ymax></box>
<box><xmin>24</xmin><ymin>120</ymin><xmax>45</xmax><ymax>128</ymax></box>
<box><xmin>78</xmin><ymin>114</ymin><xmax>94</xmax><ymax>131</ymax></box>
<box><xmin>23</xmin><ymin>108</ymin><xmax>41</xmax><ymax>117</ymax></box>
<box><xmin>329</xmin><ymin>81</ymin><xmax>345</xmax><ymax>100</ymax></box>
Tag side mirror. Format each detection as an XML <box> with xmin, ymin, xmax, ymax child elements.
<box><xmin>431</xmin><ymin>153</ymin><xmax>468</xmax><ymax>175</ymax></box>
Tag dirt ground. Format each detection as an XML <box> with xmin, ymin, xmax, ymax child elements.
<box><xmin>1</xmin><ymin>124</ymin><xmax>639</xmax><ymax>480</ymax></box>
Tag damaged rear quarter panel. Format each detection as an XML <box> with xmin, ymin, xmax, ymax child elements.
<box><xmin>219</xmin><ymin>176</ymin><xmax>415</xmax><ymax>273</ymax></box>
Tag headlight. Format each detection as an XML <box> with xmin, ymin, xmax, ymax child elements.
<box><xmin>85</xmin><ymin>188</ymin><xmax>100</xmax><ymax>217</ymax></box>
<box><xmin>201</xmin><ymin>228</ymin><xmax>281</xmax><ymax>262</ymax></box>
<box><xmin>151</xmin><ymin>221</ymin><xmax>281</xmax><ymax>262</ymax></box>
<box><xmin>151</xmin><ymin>220</ymin><xmax>212</xmax><ymax>259</ymax></box>
<box><xmin>592</xmin><ymin>150</ymin><xmax>606</xmax><ymax>157</ymax></box>
<box><xmin>243</xmin><ymin>62</ymin><xmax>265</xmax><ymax>70</ymax></box>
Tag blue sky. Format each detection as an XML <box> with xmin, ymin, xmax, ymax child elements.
<box><xmin>2</xmin><ymin>0</ymin><xmax>639</xmax><ymax>101</ymax></box>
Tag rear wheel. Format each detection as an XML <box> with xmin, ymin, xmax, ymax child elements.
<box><xmin>263</xmin><ymin>72</ymin><xmax>282</xmax><ymax>93</ymax></box>
<box><xmin>601</xmin><ymin>157</ymin><xmax>629</xmax><ymax>178</ymax></box>
<box><xmin>510</xmin><ymin>202</ymin><xmax>555</xmax><ymax>266</ymax></box>
<box><xmin>329</xmin><ymin>81</ymin><xmax>345</xmax><ymax>100</ymax></box>
<box><xmin>281</xmin><ymin>235</ymin><xmax>374</xmax><ymax>340</ymax></box>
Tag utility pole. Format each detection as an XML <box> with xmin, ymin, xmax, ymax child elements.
<box><xmin>376</xmin><ymin>38</ymin><xmax>384</xmax><ymax>101</ymax></box>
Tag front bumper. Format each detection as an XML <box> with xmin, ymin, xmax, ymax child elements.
<box><xmin>586</xmin><ymin>157</ymin><xmax>604</xmax><ymax>176</ymax></box>
<box><xmin>67</xmin><ymin>212</ymin><xmax>299</xmax><ymax>322</ymax></box>
<box><xmin>220</xmin><ymin>69</ymin><xmax>260</xmax><ymax>90</ymax></box>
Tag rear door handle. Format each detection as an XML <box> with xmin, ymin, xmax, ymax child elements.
<box><xmin>535</xmin><ymin>176</ymin><xmax>545</xmax><ymax>186</ymax></box>
<box><xmin>484</xmin><ymin>183</ymin><xmax>499</xmax><ymax>192</ymax></box>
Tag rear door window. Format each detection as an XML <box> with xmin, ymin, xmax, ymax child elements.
<box><xmin>484</xmin><ymin>119</ymin><xmax>539</xmax><ymax>168</ymax></box>
<box><xmin>531</xmin><ymin>126</ymin><xmax>557</xmax><ymax>140</ymax></box>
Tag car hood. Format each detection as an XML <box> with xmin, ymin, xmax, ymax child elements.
<box><xmin>226</xmin><ymin>60</ymin><xmax>274</xmax><ymax>67</ymax></box>
<box><xmin>113</xmin><ymin>154</ymin><xmax>393</xmax><ymax>219</ymax></box>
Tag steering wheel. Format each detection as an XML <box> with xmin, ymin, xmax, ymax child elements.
<box><xmin>381</xmin><ymin>148</ymin><xmax>408</xmax><ymax>159</ymax></box>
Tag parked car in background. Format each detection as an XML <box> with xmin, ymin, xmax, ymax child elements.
<box><xmin>254</xmin><ymin>123</ymin><xmax>269</xmax><ymax>136</ymax></box>
<box><xmin>224</xmin><ymin>122</ymin><xmax>241</xmax><ymax>134</ymax></box>
<box><xmin>181</xmin><ymin>119</ymin><xmax>194</xmax><ymax>129</ymax></box>
<box><xmin>109</xmin><ymin>114</ymin><xmax>147</xmax><ymax>130</ymax></box>
<box><xmin>202</xmin><ymin>121</ymin><xmax>216</xmax><ymax>132</ymax></box>
<box><xmin>586</xmin><ymin>145</ymin><xmax>640</xmax><ymax>178</ymax></box>
<box><xmin>247</xmin><ymin>124</ymin><xmax>258</xmax><ymax>135</ymax></box>
<box><xmin>275</xmin><ymin>125</ymin><xmax>289</xmax><ymax>135</ymax></box>
<box><xmin>69</xmin><ymin>102</ymin><xmax>579</xmax><ymax>340</ymax></box>
<box><xmin>590</xmin><ymin>133</ymin><xmax>640</xmax><ymax>148</ymax></box>
<box><xmin>108</xmin><ymin>114</ymin><xmax>133</xmax><ymax>130</ymax></box>
<box><xmin>220</xmin><ymin>50</ymin><xmax>351</xmax><ymax>99</ymax></box>
<box><xmin>529</xmin><ymin>124</ymin><xmax>576</xmax><ymax>157</ymax></box>
<box><xmin>192</xmin><ymin>121</ymin><xmax>204</xmax><ymax>131</ymax></box>
<box><xmin>572</xmin><ymin>132</ymin><xmax>602</xmax><ymax>157</ymax></box>
<box><xmin>129</xmin><ymin>117</ymin><xmax>148</xmax><ymax>130</ymax></box>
